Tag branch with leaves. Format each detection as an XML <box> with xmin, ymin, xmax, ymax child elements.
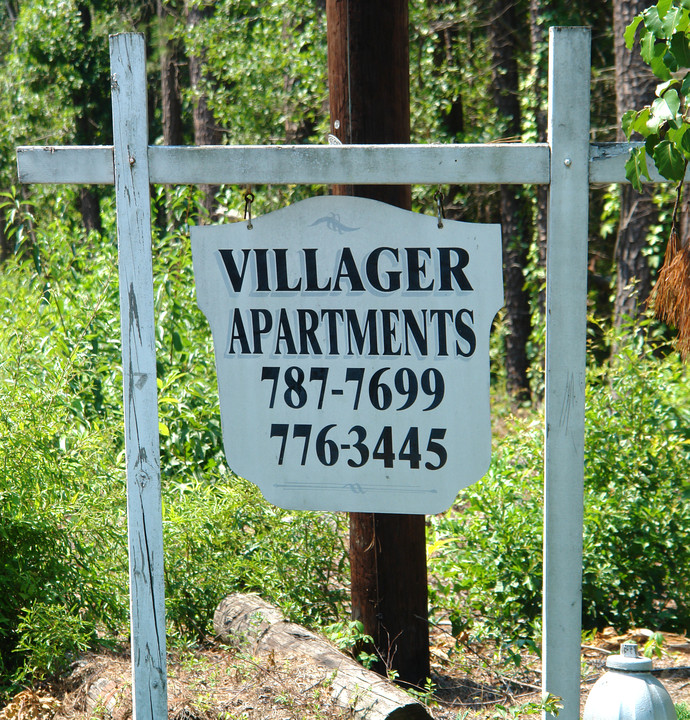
<box><xmin>623</xmin><ymin>0</ymin><xmax>690</xmax><ymax>355</ymax></box>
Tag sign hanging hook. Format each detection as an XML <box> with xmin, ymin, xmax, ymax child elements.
<box><xmin>433</xmin><ymin>189</ymin><xmax>445</xmax><ymax>229</ymax></box>
<box><xmin>243</xmin><ymin>190</ymin><xmax>255</xmax><ymax>230</ymax></box>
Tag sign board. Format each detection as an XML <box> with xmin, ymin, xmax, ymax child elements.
<box><xmin>192</xmin><ymin>195</ymin><xmax>502</xmax><ymax>514</ymax></box>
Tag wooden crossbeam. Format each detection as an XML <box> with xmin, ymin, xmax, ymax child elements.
<box><xmin>17</xmin><ymin>141</ymin><xmax>651</xmax><ymax>187</ymax></box>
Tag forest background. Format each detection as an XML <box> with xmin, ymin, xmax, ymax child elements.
<box><xmin>2</xmin><ymin>0</ymin><xmax>690</xmax><ymax>710</ymax></box>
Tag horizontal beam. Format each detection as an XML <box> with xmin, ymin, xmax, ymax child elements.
<box><xmin>147</xmin><ymin>144</ymin><xmax>551</xmax><ymax>185</ymax></box>
<box><xmin>17</xmin><ymin>146</ymin><xmax>115</xmax><ymax>184</ymax></box>
<box><xmin>17</xmin><ymin>141</ymin><xmax>674</xmax><ymax>187</ymax></box>
<box><xmin>19</xmin><ymin>143</ymin><xmax>550</xmax><ymax>186</ymax></box>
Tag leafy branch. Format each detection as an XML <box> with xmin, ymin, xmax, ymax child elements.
<box><xmin>623</xmin><ymin>0</ymin><xmax>690</xmax><ymax>355</ymax></box>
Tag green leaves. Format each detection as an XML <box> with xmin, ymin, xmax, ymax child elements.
<box><xmin>625</xmin><ymin>2</ymin><xmax>690</xmax><ymax>188</ymax></box>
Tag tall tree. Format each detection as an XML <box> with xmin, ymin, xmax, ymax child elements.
<box><xmin>488</xmin><ymin>0</ymin><xmax>532</xmax><ymax>401</ymax></box>
<box><xmin>327</xmin><ymin>0</ymin><xmax>430</xmax><ymax>688</ymax></box>
<box><xmin>186</xmin><ymin>0</ymin><xmax>221</xmax><ymax>220</ymax></box>
<box><xmin>612</xmin><ymin>0</ymin><xmax>657</xmax><ymax>329</ymax></box>
<box><xmin>158</xmin><ymin>0</ymin><xmax>184</xmax><ymax>147</ymax></box>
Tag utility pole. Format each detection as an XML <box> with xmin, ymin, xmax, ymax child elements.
<box><xmin>326</xmin><ymin>0</ymin><xmax>430</xmax><ymax>687</ymax></box>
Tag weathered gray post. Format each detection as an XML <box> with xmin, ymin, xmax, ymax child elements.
<box><xmin>110</xmin><ymin>34</ymin><xmax>167</xmax><ymax>719</ymax></box>
<box><xmin>543</xmin><ymin>26</ymin><xmax>591</xmax><ymax>719</ymax></box>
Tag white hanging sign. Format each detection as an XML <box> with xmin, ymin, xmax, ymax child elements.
<box><xmin>192</xmin><ymin>195</ymin><xmax>503</xmax><ymax>514</ymax></box>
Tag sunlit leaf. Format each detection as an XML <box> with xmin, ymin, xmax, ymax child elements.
<box><xmin>625</xmin><ymin>16</ymin><xmax>644</xmax><ymax>49</ymax></box>
<box><xmin>625</xmin><ymin>147</ymin><xmax>650</xmax><ymax>192</ymax></box>
<box><xmin>643</xmin><ymin>6</ymin><xmax>665</xmax><ymax>36</ymax></box>
<box><xmin>658</xmin><ymin>0</ymin><xmax>673</xmax><ymax>20</ymax></box>
<box><xmin>653</xmin><ymin>138</ymin><xmax>687</xmax><ymax>179</ymax></box>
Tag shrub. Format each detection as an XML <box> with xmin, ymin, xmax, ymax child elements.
<box><xmin>429</xmin><ymin>340</ymin><xmax>690</xmax><ymax>647</ymax></box>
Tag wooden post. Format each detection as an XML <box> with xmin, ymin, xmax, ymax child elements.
<box><xmin>110</xmin><ymin>33</ymin><xmax>168</xmax><ymax>720</ymax></box>
<box><xmin>326</xmin><ymin>0</ymin><xmax>430</xmax><ymax>687</ymax></box>
<box><xmin>543</xmin><ymin>27</ymin><xmax>591</xmax><ymax>720</ymax></box>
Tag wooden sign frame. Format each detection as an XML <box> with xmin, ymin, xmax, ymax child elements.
<box><xmin>16</xmin><ymin>27</ymin><xmax>655</xmax><ymax>720</ymax></box>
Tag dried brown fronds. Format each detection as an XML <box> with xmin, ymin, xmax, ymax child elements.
<box><xmin>651</xmin><ymin>184</ymin><xmax>690</xmax><ymax>358</ymax></box>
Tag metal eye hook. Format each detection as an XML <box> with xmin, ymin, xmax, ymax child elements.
<box><xmin>244</xmin><ymin>191</ymin><xmax>255</xmax><ymax>230</ymax></box>
<box><xmin>434</xmin><ymin>190</ymin><xmax>445</xmax><ymax>229</ymax></box>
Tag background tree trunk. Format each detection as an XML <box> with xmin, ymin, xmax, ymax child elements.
<box><xmin>489</xmin><ymin>0</ymin><xmax>531</xmax><ymax>402</ymax></box>
<box><xmin>186</xmin><ymin>0</ymin><xmax>221</xmax><ymax>221</ymax></box>
<box><xmin>612</xmin><ymin>0</ymin><xmax>657</xmax><ymax>331</ymax></box>
<box><xmin>327</xmin><ymin>0</ymin><xmax>430</xmax><ymax>688</ymax></box>
<box><xmin>158</xmin><ymin>0</ymin><xmax>184</xmax><ymax>147</ymax></box>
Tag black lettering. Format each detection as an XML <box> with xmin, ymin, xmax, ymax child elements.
<box><xmin>455</xmin><ymin>309</ymin><xmax>476</xmax><ymax>357</ymax></box>
<box><xmin>405</xmin><ymin>248</ymin><xmax>433</xmax><ymax>291</ymax></box>
<box><xmin>250</xmin><ymin>309</ymin><xmax>272</xmax><ymax>354</ymax></box>
<box><xmin>274</xmin><ymin>249</ymin><xmax>301</xmax><ymax>291</ymax></box>
<box><xmin>275</xmin><ymin>309</ymin><xmax>298</xmax><ymax>355</ymax></box>
<box><xmin>381</xmin><ymin>309</ymin><xmax>402</xmax><ymax>356</ymax></box>
<box><xmin>219</xmin><ymin>249</ymin><xmax>251</xmax><ymax>292</ymax></box>
<box><xmin>228</xmin><ymin>308</ymin><xmax>251</xmax><ymax>354</ymax></box>
<box><xmin>346</xmin><ymin>309</ymin><xmax>379</xmax><ymax>355</ymax></box>
<box><xmin>255</xmin><ymin>249</ymin><xmax>270</xmax><ymax>291</ymax></box>
<box><xmin>438</xmin><ymin>247</ymin><xmax>472</xmax><ymax>291</ymax></box>
<box><xmin>321</xmin><ymin>309</ymin><xmax>344</xmax><ymax>354</ymax></box>
<box><xmin>298</xmin><ymin>309</ymin><xmax>322</xmax><ymax>354</ymax></box>
<box><xmin>430</xmin><ymin>309</ymin><xmax>453</xmax><ymax>356</ymax></box>
<box><xmin>366</xmin><ymin>247</ymin><xmax>401</xmax><ymax>292</ymax></box>
<box><xmin>333</xmin><ymin>247</ymin><xmax>365</xmax><ymax>291</ymax></box>
<box><xmin>304</xmin><ymin>248</ymin><xmax>331</xmax><ymax>291</ymax></box>
<box><xmin>402</xmin><ymin>309</ymin><xmax>428</xmax><ymax>356</ymax></box>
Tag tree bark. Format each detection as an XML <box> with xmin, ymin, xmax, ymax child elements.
<box><xmin>530</xmin><ymin>0</ymin><xmax>549</xmax><ymax>319</ymax></box>
<box><xmin>213</xmin><ymin>594</ymin><xmax>432</xmax><ymax>720</ymax></box>
<box><xmin>612</xmin><ymin>0</ymin><xmax>657</xmax><ymax>330</ymax></box>
<box><xmin>186</xmin><ymin>0</ymin><xmax>221</xmax><ymax>221</ymax></box>
<box><xmin>327</xmin><ymin>0</ymin><xmax>430</xmax><ymax>688</ymax></box>
<box><xmin>488</xmin><ymin>0</ymin><xmax>531</xmax><ymax>401</ymax></box>
<box><xmin>158</xmin><ymin>0</ymin><xmax>184</xmax><ymax>147</ymax></box>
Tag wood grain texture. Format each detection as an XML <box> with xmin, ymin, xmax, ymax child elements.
<box><xmin>110</xmin><ymin>33</ymin><xmax>167</xmax><ymax>720</ymax></box>
<box><xmin>213</xmin><ymin>594</ymin><xmax>432</xmax><ymax>720</ymax></box>
<box><xmin>543</xmin><ymin>27</ymin><xmax>591</xmax><ymax>720</ymax></box>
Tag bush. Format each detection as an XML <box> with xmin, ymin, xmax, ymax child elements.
<box><xmin>0</xmin><ymin>196</ymin><xmax>349</xmax><ymax>696</ymax></box>
<box><xmin>0</xmin><ymin>240</ymin><xmax>128</xmax><ymax>691</ymax></box>
<box><xmin>429</xmin><ymin>339</ymin><xmax>690</xmax><ymax>648</ymax></box>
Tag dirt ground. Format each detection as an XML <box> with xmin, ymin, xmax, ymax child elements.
<box><xmin>2</xmin><ymin>624</ymin><xmax>690</xmax><ymax>720</ymax></box>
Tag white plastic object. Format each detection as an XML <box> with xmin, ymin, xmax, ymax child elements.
<box><xmin>583</xmin><ymin>642</ymin><xmax>677</xmax><ymax>720</ymax></box>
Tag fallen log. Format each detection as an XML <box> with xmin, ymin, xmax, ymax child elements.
<box><xmin>213</xmin><ymin>593</ymin><xmax>433</xmax><ymax>720</ymax></box>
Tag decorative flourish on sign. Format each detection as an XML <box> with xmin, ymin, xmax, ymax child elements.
<box><xmin>309</xmin><ymin>212</ymin><xmax>359</xmax><ymax>234</ymax></box>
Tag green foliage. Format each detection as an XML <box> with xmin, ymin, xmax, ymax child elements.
<box><xmin>185</xmin><ymin>0</ymin><xmax>328</xmax><ymax>146</ymax></box>
<box><xmin>676</xmin><ymin>702</ymin><xmax>690</xmax><ymax>720</ymax></box>
<box><xmin>323</xmin><ymin>619</ymin><xmax>376</xmax><ymax>669</ymax></box>
<box><xmin>13</xmin><ymin>603</ymin><xmax>97</xmax><ymax>681</ymax></box>
<box><xmin>0</xmin><ymin>192</ymin><xmax>349</xmax><ymax>696</ymax></box>
<box><xmin>486</xmin><ymin>693</ymin><xmax>562</xmax><ymax>719</ymax></box>
<box><xmin>0</xmin><ymin>222</ymin><xmax>129</xmax><ymax>690</ymax></box>
<box><xmin>623</xmin><ymin>1</ymin><xmax>690</xmax><ymax>190</ymax></box>
<box><xmin>429</xmin><ymin>332</ymin><xmax>690</xmax><ymax>651</ymax></box>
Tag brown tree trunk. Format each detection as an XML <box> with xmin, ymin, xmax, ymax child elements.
<box><xmin>327</xmin><ymin>0</ymin><xmax>430</xmax><ymax>688</ymax></box>
<box><xmin>489</xmin><ymin>0</ymin><xmax>531</xmax><ymax>402</ymax></box>
<box><xmin>612</xmin><ymin>0</ymin><xmax>657</xmax><ymax>331</ymax></box>
<box><xmin>79</xmin><ymin>187</ymin><xmax>102</xmax><ymax>235</ymax></box>
<box><xmin>530</xmin><ymin>0</ymin><xmax>549</xmax><ymax>318</ymax></box>
<box><xmin>158</xmin><ymin>0</ymin><xmax>184</xmax><ymax>147</ymax></box>
<box><xmin>187</xmin><ymin>0</ymin><xmax>221</xmax><ymax>221</ymax></box>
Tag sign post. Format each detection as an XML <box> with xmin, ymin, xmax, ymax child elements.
<box><xmin>16</xmin><ymin>26</ymin><xmax>652</xmax><ymax>720</ymax></box>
